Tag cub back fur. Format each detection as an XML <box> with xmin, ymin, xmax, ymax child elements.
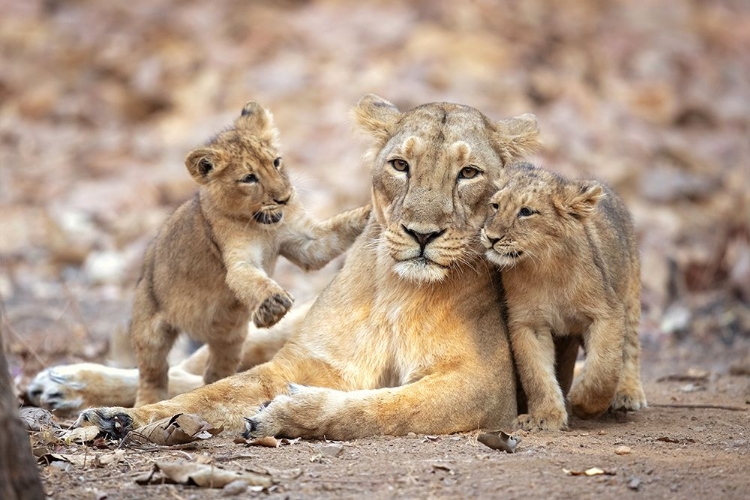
<box><xmin>131</xmin><ymin>102</ymin><xmax>369</xmax><ymax>406</ymax></box>
<box><xmin>481</xmin><ymin>163</ymin><xmax>646</xmax><ymax>431</ymax></box>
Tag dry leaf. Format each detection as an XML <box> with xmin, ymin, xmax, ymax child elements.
<box><xmin>477</xmin><ymin>430</ymin><xmax>521</xmax><ymax>453</ymax></box>
<box><xmin>136</xmin><ymin>460</ymin><xmax>274</xmax><ymax>488</ymax></box>
<box><xmin>37</xmin><ymin>450</ymin><xmax>124</xmax><ymax>469</ymax></box>
<box><xmin>127</xmin><ymin>413</ymin><xmax>223</xmax><ymax>446</ymax></box>
<box><xmin>19</xmin><ymin>407</ymin><xmax>57</xmax><ymax>432</ymax></box>
<box><xmin>62</xmin><ymin>425</ymin><xmax>101</xmax><ymax>444</ymax></box>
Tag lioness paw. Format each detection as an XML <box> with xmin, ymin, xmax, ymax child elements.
<box><xmin>514</xmin><ymin>412</ymin><xmax>567</xmax><ymax>431</ymax></box>
<box><xmin>75</xmin><ymin>407</ymin><xmax>137</xmax><ymax>439</ymax></box>
<box><xmin>243</xmin><ymin>384</ymin><xmax>333</xmax><ymax>439</ymax></box>
<box><xmin>253</xmin><ymin>290</ymin><xmax>294</xmax><ymax>328</ymax></box>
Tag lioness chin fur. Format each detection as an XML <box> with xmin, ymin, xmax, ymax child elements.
<box><xmin>76</xmin><ymin>95</ymin><xmax>546</xmax><ymax>440</ymax></box>
<box><xmin>481</xmin><ymin>163</ymin><xmax>647</xmax><ymax>431</ymax></box>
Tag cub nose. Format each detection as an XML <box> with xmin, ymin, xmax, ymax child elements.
<box><xmin>402</xmin><ymin>225</ymin><xmax>445</xmax><ymax>252</ymax></box>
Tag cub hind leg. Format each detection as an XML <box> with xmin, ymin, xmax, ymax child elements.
<box><xmin>132</xmin><ymin>307</ymin><xmax>179</xmax><ymax>407</ymax></box>
<box><xmin>569</xmin><ymin>313</ymin><xmax>625</xmax><ymax>419</ymax></box>
<box><xmin>611</xmin><ymin>293</ymin><xmax>647</xmax><ymax>411</ymax></box>
<box><xmin>203</xmin><ymin>313</ymin><xmax>250</xmax><ymax>385</ymax></box>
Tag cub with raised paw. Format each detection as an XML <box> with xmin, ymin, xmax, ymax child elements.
<box><xmin>481</xmin><ymin>163</ymin><xmax>646</xmax><ymax>431</ymax></box>
<box><xmin>129</xmin><ymin>102</ymin><xmax>370</xmax><ymax>407</ymax></box>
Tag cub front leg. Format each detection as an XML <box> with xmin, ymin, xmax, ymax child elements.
<box><xmin>510</xmin><ymin>325</ymin><xmax>568</xmax><ymax>431</ymax></box>
<box><xmin>225</xmin><ymin>261</ymin><xmax>293</xmax><ymax>329</ymax></box>
<box><xmin>279</xmin><ymin>205</ymin><xmax>371</xmax><ymax>271</ymax></box>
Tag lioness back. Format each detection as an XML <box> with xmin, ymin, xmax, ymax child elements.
<box><xmin>482</xmin><ymin>163</ymin><xmax>646</xmax><ymax>431</ymax></box>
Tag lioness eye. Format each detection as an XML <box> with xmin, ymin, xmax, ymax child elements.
<box><xmin>458</xmin><ymin>166</ymin><xmax>480</xmax><ymax>179</ymax></box>
<box><xmin>241</xmin><ymin>173</ymin><xmax>258</xmax><ymax>184</ymax></box>
<box><xmin>273</xmin><ymin>157</ymin><xmax>282</xmax><ymax>168</ymax></box>
<box><xmin>490</xmin><ymin>203</ymin><xmax>499</xmax><ymax>211</ymax></box>
<box><xmin>390</xmin><ymin>159</ymin><xmax>409</xmax><ymax>173</ymax></box>
<box><xmin>518</xmin><ymin>207</ymin><xmax>534</xmax><ymax>217</ymax></box>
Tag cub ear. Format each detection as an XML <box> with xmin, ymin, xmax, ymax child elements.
<box><xmin>236</xmin><ymin>101</ymin><xmax>280</xmax><ymax>147</ymax></box>
<box><xmin>491</xmin><ymin>113</ymin><xmax>541</xmax><ymax>166</ymax></box>
<box><xmin>352</xmin><ymin>94</ymin><xmax>401</xmax><ymax>145</ymax></box>
<box><xmin>561</xmin><ymin>181</ymin><xmax>606</xmax><ymax>220</ymax></box>
<box><xmin>185</xmin><ymin>148</ymin><xmax>224</xmax><ymax>185</ymax></box>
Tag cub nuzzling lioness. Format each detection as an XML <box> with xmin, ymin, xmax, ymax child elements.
<box><xmin>481</xmin><ymin>163</ymin><xmax>646</xmax><ymax>431</ymax></box>
<box><xmin>130</xmin><ymin>102</ymin><xmax>370</xmax><ymax>407</ymax></box>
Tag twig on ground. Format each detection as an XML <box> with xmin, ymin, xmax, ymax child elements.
<box><xmin>650</xmin><ymin>403</ymin><xmax>748</xmax><ymax>412</ymax></box>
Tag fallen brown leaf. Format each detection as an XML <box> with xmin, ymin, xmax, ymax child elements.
<box><xmin>135</xmin><ymin>460</ymin><xmax>274</xmax><ymax>488</ymax></box>
<box><xmin>125</xmin><ymin>413</ymin><xmax>223</xmax><ymax>446</ymax></box>
<box><xmin>477</xmin><ymin>430</ymin><xmax>521</xmax><ymax>453</ymax></box>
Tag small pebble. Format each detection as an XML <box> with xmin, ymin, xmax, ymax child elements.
<box><xmin>627</xmin><ymin>477</ymin><xmax>641</xmax><ymax>491</ymax></box>
<box><xmin>615</xmin><ymin>445</ymin><xmax>632</xmax><ymax>455</ymax></box>
<box><xmin>222</xmin><ymin>480</ymin><xmax>248</xmax><ymax>496</ymax></box>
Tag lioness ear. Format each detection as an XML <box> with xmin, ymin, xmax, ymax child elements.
<box><xmin>491</xmin><ymin>113</ymin><xmax>541</xmax><ymax>166</ymax></box>
<box><xmin>352</xmin><ymin>94</ymin><xmax>401</xmax><ymax>145</ymax></box>
<box><xmin>185</xmin><ymin>148</ymin><xmax>224</xmax><ymax>185</ymax></box>
<box><xmin>236</xmin><ymin>101</ymin><xmax>280</xmax><ymax>148</ymax></box>
<box><xmin>561</xmin><ymin>181</ymin><xmax>605</xmax><ymax>220</ymax></box>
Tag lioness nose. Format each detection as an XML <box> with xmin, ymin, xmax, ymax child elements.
<box><xmin>273</xmin><ymin>195</ymin><xmax>291</xmax><ymax>205</ymax></box>
<box><xmin>402</xmin><ymin>225</ymin><xmax>445</xmax><ymax>251</ymax></box>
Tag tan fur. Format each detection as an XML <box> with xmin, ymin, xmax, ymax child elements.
<box><xmin>130</xmin><ymin>102</ymin><xmax>370</xmax><ymax>406</ymax></box>
<box><xmin>480</xmin><ymin>163</ymin><xmax>647</xmax><ymax>431</ymax></box>
<box><xmin>76</xmin><ymin>95</ymin><xmax>541</xmax><ymax>440</ymax></box>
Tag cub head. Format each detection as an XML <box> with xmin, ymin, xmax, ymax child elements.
<box><xmin>481</xmin><ymin>163</ymin><xmax>605</xmax><ymax>268</ymax></box>
<box><xmin>353</xmin><ymin>94</ymin><xmax>540</xmax><ymax>282</ymax></box>
<box><xmin>185</xmin><ymin>102</ymin><xmax>293</xmax><ymax>224</ymax></box>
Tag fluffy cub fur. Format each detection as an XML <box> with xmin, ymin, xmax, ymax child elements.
<box><xmin>131</xmin><ymin>102</ymin><xmax>370</xmax><ymax>407</ymax></box>
<box><xmin>481</xmin><ymin>163</ymin><xmax>647</xmax><ymax>431</ymax></box>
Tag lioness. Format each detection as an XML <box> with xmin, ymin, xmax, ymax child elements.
<box><xmin>74</xmin><ymin>95</ymin><xmax>544</xmax><ymax>440</ymax></box>
<box><xmin>130</xmin><ymin>101</ymin><xmax>370</xmax><ymax>406</ymax></box>
<box><xmin>481</xmin><ymin>163</ymin><xmax>647</xmax><ymax>431</ymax></box>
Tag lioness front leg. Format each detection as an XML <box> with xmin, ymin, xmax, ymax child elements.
<box><xmin>569</xmin><ymin>316</ymin><xmax>626</xmax><ymax>419</ymax></box>
<box><xmin>511</xmin><ymin>326</ymin><xmax>567</xmax><ymax>431</ymax></box>
<box><xmin>76</xmin><ymin>350</ymin><xmax>337</xmax><ymax>437</ymax></box>
<box><xmin>245</xmin><ymin>370</ymin><xmax>515</xmax><ymax>440</ymax></box>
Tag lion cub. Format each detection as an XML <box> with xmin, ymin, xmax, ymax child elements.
<box><xmin>130</xmin><ymin>102</ymin><xmax>370</xmax><ymax>406</ymax></box>
<box><xmin>481</xmin><ymin>163</ymin><xmax>646</xmax><ymax>431</ymax></box>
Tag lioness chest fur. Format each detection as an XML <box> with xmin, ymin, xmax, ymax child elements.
<box><xmin>131</xmin><ymin>102</ymin><xmax>369</xmax><ymax>406</ymax></box>
<box><xmin>481</xmin><ymin>163</ymin><xmax>647</xmax><ymax>431</ymax></box>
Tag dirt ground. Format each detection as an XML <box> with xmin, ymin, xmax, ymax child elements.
<box><xmin>2</xmin><ymin>0</ymin><xmax>750</xmax><ymax>498</ymax></box>
<box><xmin>29</xmin><ymin>364</ymin><xmax>750</xmax><ymax>500</ymax></box>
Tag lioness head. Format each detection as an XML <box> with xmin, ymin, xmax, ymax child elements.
<box><xmin>353</xmin><ymin>94</ymin><xmax>540</xmax><ymax>282</ymax></box>
<box><xmin>185</xmin><ymin>102</ymin><xmax>293</xmax><ymax>224</ymax></box>
<box><xmin>481</xmin><ymin>163</ymin><xmax>605</xmax><ymax>268</ymax></box>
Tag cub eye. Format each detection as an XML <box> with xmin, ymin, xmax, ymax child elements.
<box><xmin>240</xmin><ymin>173</ymin><xmax>258</xmax><ymax>184</ymax></box>
<box><xmin>458</xmin><ymin>166</ymin><xmax>480</xmax><ymax>180</ymax></box>
<box><xmin>390</xmin><ymin>159</ymin><xmax>409</xmax><ymax>173</ymax></box>
<box><xmin>490</xmin><ymin>202</ymin><xmax>499</xmax><ymax>211</ymax></box>
<box><xmin>518</xmin><ymin>207</ymin><xmax>535</xmax><ymax>217</ymax></box>
<box><xmin>273</xmin><ymin>157</ymin><xmax>282</xmax><ymax>168</ymax></box>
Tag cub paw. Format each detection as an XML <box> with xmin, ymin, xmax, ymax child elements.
<box><xmin>610</xmin><ymin>386</ymin><xmax>648</xmax><ymax>412</ymax></box>
<box><xmin>253</xmin><ymin>290</ymin><xmax>294</xmax><ymax>328</ymax></box>
<box><xmin>569</xmin><ymin>384</ymin><xmax>613</xmax><ymax>419</ymax></box>
<box><xmin>514</xmin><ymin>411</ymin><xmax>567</xmax><ymax>431</ymax></box>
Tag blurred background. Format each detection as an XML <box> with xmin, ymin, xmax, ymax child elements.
<box><xmin>1</xmin><ymin>0</ymin><xmax>748</xmax><ymax>382</ymax></box>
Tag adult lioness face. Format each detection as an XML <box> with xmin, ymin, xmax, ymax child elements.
<box><xmin>353</xmin><ymin>94</ymin><xmax>541</xmax><ymax>282</ymax></box>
